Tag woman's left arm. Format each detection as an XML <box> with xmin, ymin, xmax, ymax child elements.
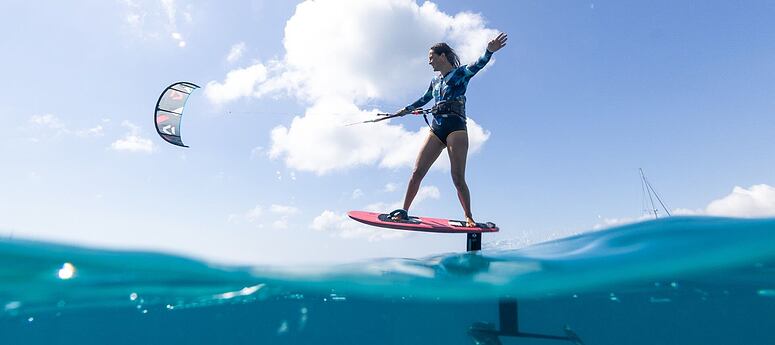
<box><xmin>465</xmin><ymin>32</ymin><xmax>508</xmax><ymax>76</ymax></box>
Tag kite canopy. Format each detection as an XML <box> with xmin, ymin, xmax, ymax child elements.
<box><xmin>154</xmin><ymin>82</ymin><xmax>200</xmax><ymax>147</ymax></box>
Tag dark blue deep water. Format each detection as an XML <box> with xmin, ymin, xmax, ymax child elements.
<box><xmin>2</xmin><ymin>216</ymin><xmax>775</xmax><ymax>344</ymax></box>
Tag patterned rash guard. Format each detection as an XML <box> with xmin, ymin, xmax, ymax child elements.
<box><xmin>404</xmin><ymin>48</ymin><xmax>494</xmax><ymax>143</ymax></box>
<box><xmin>406</xmin><ymin>49</ymin><xmax>492</xmax><ymax>110</ymax></box>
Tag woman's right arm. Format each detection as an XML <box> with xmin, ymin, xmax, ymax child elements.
<box><xmin>397</xmin><ymin>82</ymin><xmax>433</xmax><ymax>115</ymax></box>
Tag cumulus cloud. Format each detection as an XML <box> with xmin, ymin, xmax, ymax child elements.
<box><xmin>205</xmin><ymin>64</ymin><xmax>269</xmax><ymax>105</ymax></box>
<box><xmin>245</xmin><ymin>205</ymin><xmax>263</xmax><ymax>223</ymax></box>
<box><xmin>27</xmin><ymin>114</ymin><xmax>105</xmax><ymax>141</ymax></box>
<box><xmin>226</xmin><ymin>42</ymin><xmax>247</xmax><ymax>63</ymax></box>
<box><xmin>705</xmin><ymin>184</ymin><xmax>775</xmax><ymax>217</ymax></box>
<box><xmin>121</xmin><ymin>0</ymin><xmax>192</xmax><ymax>47</ymax></box>
<box><xmin>30</xmin><ymin>114</ymin><xmax>66</xmax><ymax>131</ymax></box>
<box><xmin>171</xmin><ymin>32</ymin><xmax>186</xmax><ymax>47</ymax></box>
<box><xmin>270</xmin><ymin>204</ymin><xmax>300</xmax><ymax>215</ymax></box>
<box><xmin>593</xmin><ymin>214</ymin><xmax>653</xmax><ymax>230</ymax></box>
<box><xmin>311</xmin><ymin>185</ymin><xmax>440</xmax><ymax>240</ymax></box>
<box><xmin>76</xmin><ymin>125</ymin><xmax>105</xmax><ymax>138</ymax></box>
<box><xmin>383</xmin><ymin>183</ymin><xmax>399</xmax><ymax>193</ymax></box>
<box><xmin>205</xmin><ymin>0</ymin><xmax>499</xmax><ymax>174</ymax></box>
<box><xmin>230</xmin><ymin>204</ymin><xmax>300</xmax><ymax>230</ymax></box>
<box><xmin>110</xmin><ymin>121</ymin><xmax>154</xmax><ymax>153</ymax></box>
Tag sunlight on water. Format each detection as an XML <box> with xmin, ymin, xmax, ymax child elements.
<box><xmin>57</xmin><ymin>263</ymin><xmax>75</xmax><ymax>280</ymax></box>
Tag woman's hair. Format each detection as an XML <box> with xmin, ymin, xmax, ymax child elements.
<box><xmin>430</xmin><ymin>42</ymin><xmax>460</xmax><ymax>68</ymax></box>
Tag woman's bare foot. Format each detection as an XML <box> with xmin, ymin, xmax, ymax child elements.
<box><xmin>465</xmin><ymin>216</ymin><xmax>476</xmax><ymax>228</ymax></box>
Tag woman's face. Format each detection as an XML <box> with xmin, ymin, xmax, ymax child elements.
<box><xmin>428</xmin><ymin>49</ymin><xmax>447</xmax><ymax>72</ymax></box>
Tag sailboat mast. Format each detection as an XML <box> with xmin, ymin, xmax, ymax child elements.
<box><xmin>640</xmin><ymin>168</ymin><xmax>672</xmax><ymax>219</ymax></box>
<box><xmin>640</xmin><ymin>168</ymin><xmax>659</xmax><ymax>218</ymax></box>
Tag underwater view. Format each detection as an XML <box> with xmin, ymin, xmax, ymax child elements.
<box><xmin>2</xmin><ymin>216</ymin><xmax>775</xmax><ymax>344</ymax></box>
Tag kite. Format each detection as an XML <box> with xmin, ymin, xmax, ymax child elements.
<box><xmin>154</xmin><ymin>82</ymin><xmax>199</xmax><ymax>147</ymax></box>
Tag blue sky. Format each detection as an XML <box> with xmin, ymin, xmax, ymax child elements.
<box><xmin>2</xmin><ymin>0</ymin><xmax>775</xmax><ymax>265</ymax></box>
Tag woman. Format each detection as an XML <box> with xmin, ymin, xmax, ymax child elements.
<box><xmin>390</xmin><ymin>33</ymin><xmax>508</xmax><ymax>227</ymax></box>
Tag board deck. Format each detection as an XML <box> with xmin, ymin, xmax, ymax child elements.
<box><xmin>347</xmin><ymin>210</ymin><xmax>499</xmax><ymax>233</ymax></box>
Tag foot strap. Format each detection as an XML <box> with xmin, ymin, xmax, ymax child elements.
<box><xmin>388</xmin><ymin>208</ymin><xmax>409</xmax><ymax>221</ymax></box>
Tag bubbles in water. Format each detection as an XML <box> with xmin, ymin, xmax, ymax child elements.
<box><xmin>4</xmin><ymin>301</ymin><xmax>21</xmax><ymax>311</ymax></box>
<box><xmin>299</xmin><ymin>307</ymin><xmax>308</xmax><ymax>330</ymax></box>
<box><xmin>129</xmin><ymin>292</ymin><xmax>138</xmax><ymax>301</ymax></box>
<box><xmin>329</xmin><ymin>293</ymin><xmax>347</xmax><ymax>301</ymax></box>
<box><xmin>757</xmin><ymin>289</ymin><xmax>775</xmax><ymax>297</ymax></box>
<box><xmin>277</xmin><ymin>320</ymin><xmax>289</xmax><ymax>335</ymax></box>
<box><xmin>649</xmin><ymin>297</ymin><xmax>672</xmax><ymax>303</ymax></box>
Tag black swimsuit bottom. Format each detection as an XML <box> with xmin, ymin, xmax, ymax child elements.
<box><xmin>430</xmin><ymin>114</ymin><xmax>467</xmax><ymax>145</ymax></box>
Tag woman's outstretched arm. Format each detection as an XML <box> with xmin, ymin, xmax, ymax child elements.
<box><xmin>465</xmin><ymin>32</ymin><xmax>508</xmax><ymax>76</ymax></box>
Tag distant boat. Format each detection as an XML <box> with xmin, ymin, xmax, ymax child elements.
<box><xmin>640</xmin><ymin>168</ymin><xmax>671</xmax><ymax>219</ymax></box>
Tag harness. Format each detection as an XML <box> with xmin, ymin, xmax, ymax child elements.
<box><xmin>424</xmin><ymin>98</ymin><xmax>466</xmax><ymax>127</ymax></box>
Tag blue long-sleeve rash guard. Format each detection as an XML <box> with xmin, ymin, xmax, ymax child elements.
<box><xmin>404</xmin><ymin>48</ymin><xmax>494</xmax><ymax>114</ymax></box>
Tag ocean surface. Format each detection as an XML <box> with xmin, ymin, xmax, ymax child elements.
<box><xmin>2</xmin><ymin>216</ymin><xmax>775</xmax><ymax>344</ymax></box>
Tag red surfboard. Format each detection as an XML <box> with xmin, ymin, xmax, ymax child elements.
<box><xmin>347</xmin><ymin>210</ymin><xmax>499</xmax><ymax>233</ymax></box>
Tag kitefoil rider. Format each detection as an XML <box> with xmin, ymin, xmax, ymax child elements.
<box><xmin>389</xmin><ymin>33</ymin><xmax>508</xmax><ymax>227</ymax></box>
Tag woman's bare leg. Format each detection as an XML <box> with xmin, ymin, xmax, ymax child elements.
<box><xmin>446</xmin><ymin>130</ymin><xmax>475</xmax><ymax>226</ymax></box>
<box><xmin>400</xmin><ymin>132</ymin><xmax>446</xmax><ymax>212</ymax></box>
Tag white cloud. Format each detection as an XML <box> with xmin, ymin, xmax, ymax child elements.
<box><xmin>126</xmin><ymin>13</ymin><xmax>141</xmax><ymax>27</ymax></box>
<box><xmin>230</xmin><ymin>204</ymin><xmax>300</xmax><ymax>230</ymax></box>
<box><xmin>250</xmin><ymin>146</ymin><xmax>265</xmax><ymax>159</ymax></box>
<box><xmin>171</xmin><ymin>32</ymin><xmax>186</xmax><ymax>47</ymax></box>
<box><xmin>383</xmin><ymin>183</ymin><xmax>399</xmax><ymax>193</ymax></box>
<box><xmin>270</xmin><ymin>204</ymin><xmax>299</xmax><ymax>230</ymax></box>
<box><xmin>205</xmin><ymin>0</ymin><xmax>499</xmax><ymax>174</ymax></box>
<box><xmin>227</xmin><ymin>42</ymin><xmax>247</xmax><ymax>63</ymax></box>
<box><xmin>110</xmin><ymin>121</ymin><xmax>154</xmax><ymax>153</ymax></box>
<box><xmin>351</xmin><ymin>189</ymin><xmax>364</xmax><ymax>199</ymax></box>
<box><xmin>121</xmin><ymin>0</ymin><xmax>192</xmax><ymax>47</ymax></box>
<box><xmin>593</xmin><ymin>214</ymin><xmax>653</xmax><ymax>230</ymax></box>
<box><xmin>228</xmin><ymin>205</ymin><xmax>264</xmax><ymax>227</ymax></box>
<box><xmin>30</xmin><ymin>114</ymin><xmax>66</xmax><ymax>131</ymax></box>
<box><xmin>27</xmin><ymin>114</ymin><xmax>105</xmax><ymax>141</ymax></box>
<box><xmin>245</xmin><ymin>205</ymin><xmax>263</xmax><ymax>222</ymax></box>
<box><xmin>205</xmin><ymin>64</ymin><xmax>269</xmax><ymax>105</ymax></box>
<box><xmin>161</xmin><ymin>0</ymin><xmax>177</xmax><ymax>26</ymax></box>
<box><xmin>76</xmin><ymin>125</ymin><xmax>104</xmax><ymax>138</ymax></box>
<box><xmin>270</xmin><ymin>204</ymin><xmax>299</xmax><ymax>215</ymax></box>
<box><xmin>414</xmin><ymin>185</ymin><xmax>440</xmax><ymax>203</ymax></box>
<box><xmin>705</xmin><ymin>184</ymin><xmax>775</xmax><ymax>217</ymax></box>
<box><xmin>272</xmin><ymin>219</ymin><xmax>289</xmax><ymax>230</ymax></box>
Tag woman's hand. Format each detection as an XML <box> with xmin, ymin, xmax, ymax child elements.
<box><xmin>394</xmin><ymin>108</ymin><xmax>411</xmax><ymax>117</ymax></box>
<box><xmin>487</xmin><ymin>32</ymin><xmax>508</xmax><ymax>53</ymax></box>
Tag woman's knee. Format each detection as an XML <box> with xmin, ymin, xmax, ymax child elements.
<box><xmin>410</xmin><ymin>166</ymin><xmax>428</xmax><ymax>182</ymax></box>
<box><xmin>451</xmin><ymin>172</ymin><xmax>466</xmax><ymax>189</ymax></box>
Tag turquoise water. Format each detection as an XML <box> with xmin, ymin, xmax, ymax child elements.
<box><xmin>2</xmin><ymin>216</ymin><xmax>775</xmax><ymax>344</ymax></box>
